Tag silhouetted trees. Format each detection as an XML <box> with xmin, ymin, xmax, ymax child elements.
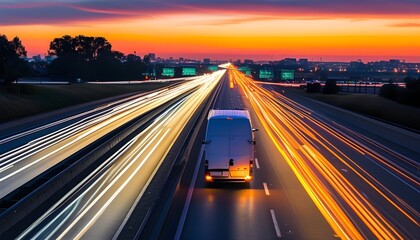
<box><xmin>404</xmin><ymin>76</ymin><xmax>420</xmax><ymax>90</ymax></box>
<box><xmin>49</xmin><ymin>35</ymin><xmax>113</xmax><ymax>60</ymax></box>
<box><xmin>379</xmin><ymin>83</ymin><xmax>399</xmax><ymax>101</ymax></box>
<box><xmin>48</xmin><ymin>35</ymin><xmax>147</xmax><ymax>82</ymax></box>
<box><xmin>323</xmin><ymin>79</ymin><xmax>340</xmax><ymax>94</ymax></box>
<box><xmin>0</xmin><ymin>34</ymin><xmax>29</xmax><ymax>84</ymax></box>
<box><xmin>123</xmin><ymin>54</ymin><xmax>146</xmax><ymax>80</ymax></box>
<box><xmin>379</xmin><ymin>77</ymin><xmax>420</xmax><ymax>107</ymax></box>
<box><xmin>306</xmin><ymin>82</ymin><xmax>321</xmax><ymax>93</ymax></box>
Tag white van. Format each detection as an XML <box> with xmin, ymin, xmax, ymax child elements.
<box><xmin>203</xmin><ymin>109</ymin><xmax>257</xmax><ymax>182</ymax></box>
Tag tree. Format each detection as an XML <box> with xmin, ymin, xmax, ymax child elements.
<box><xmin>0</xmin><ymin>34</ymin><xmax>27</xmax><ymax>84</ymax></box>
<box><xmin>379</xmin><ymin>83</ymin><xmax>399</xmax><ymax>101</ymax></box>
<box><xmin>404</xmin><ymin>76</ymin><xmax>420</xmax><ymax>90</ymax></box>
<box><xmin>123</xmin><ymin>55</ymin><xmax>146</xmax><ymax>80</ymax></box>
<box><xmin>95</xmin><ymin>55</ymin><xmax>123</xmax><ymax>81</ymax></box>
<box><xmin>143</xmin><ymin>54</ymin><xmax>150</xmax><ymax>64</ymax></box>
<box><xmin>323</xmin><ymin>79</ymin><xmax>339</xmax><ymax>94</ymax></box>
<box><xmin>48</xmin><ymin>35</ymin><xmax>74</xmax><ymax>58</ymax></box>
<box><xmin>306</xmin><ymin>82</ymin><xmax>322</xmax><ymax>93</ymax></box>
<box><xmin>48</xmin><ymin>35</ymin><xmax>118</xmax><ymax>81</ymax></box>
<box><xmin>48</xmin><ymin>35</ymin><xmax>113</xmax><ymax>61</ymax></box>
<box><xmin>126</xmin><ymin>53</ymin><xmax>141</xmax><ymax>62</ymax></box>
<box><xmin>111</xmin><ymin>50</ymin><xmax>124</xmax><ymax>61</ymax></box>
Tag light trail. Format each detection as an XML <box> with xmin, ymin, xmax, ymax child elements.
<box><xmin>17</xmin><ymin>70</ymin><xmax>225</xmax><ymax>239</ymax></box>
<box><xmin>230</xmin><ymin>69</ymin><xmax>418</xmax><ymax>239</ymax></box>
<box><xmin>0</xmin><ymin>72</ymin><xmax>224</xmax><ymax>199</ymax></box>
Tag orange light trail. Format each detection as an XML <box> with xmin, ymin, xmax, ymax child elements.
<box><xmin>230</xmin><ymin>68</ymin><xmax>417</xmax><ymax>239</ymax></box>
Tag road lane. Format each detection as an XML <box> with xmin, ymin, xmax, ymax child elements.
<box><xmin>0</xmin><ymin>76</ymin><xmax>216</xmax><ymax>199</ymax></box>
<box><xmin>233</xmin><ymin>69</ymin><xmax>418</xmax><ymax>239</ymax></box>
<box><xmin>16</xmin><ymin>70</ymin><xmax>225</xmax><ymax>239</ymax></box>
<box><xmin>176</xmin><ymin>67</ymin><xmax>418</xmax><ymax>239</ymax></box>
<box><xmin>177</xmin><ymin>68</ymin><xmax>336</xmax><ymax>239</ymax></box>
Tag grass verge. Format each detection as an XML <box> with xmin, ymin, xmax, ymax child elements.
<box><xmin>302</xmin><ymin>91</ymin><xmax>420</xmax><ymax>131</ymax></box>
<box><xmin>0</xmin><ymin>82</ymin><xmax>175</xmax><ymax>123</ymax></box>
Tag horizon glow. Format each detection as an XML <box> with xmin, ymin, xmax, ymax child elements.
<box><xmin>1</xmin><ymin>1</ymin><xmax>419</xmax><ymax>62</ymax></box>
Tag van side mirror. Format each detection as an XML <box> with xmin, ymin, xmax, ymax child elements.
<box><xmin>252</xmin><ymin>128</ymin><xmax>259</xmax><ymax>132</ymax></box>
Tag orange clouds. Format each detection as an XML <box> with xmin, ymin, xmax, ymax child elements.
<box><xmin>1</xmin><ymin>9</ymin><xmax>419</xmax><ymax>61</ymax></box>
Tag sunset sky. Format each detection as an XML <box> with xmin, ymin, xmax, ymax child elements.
<box><xmin>1</xmin><ymin>0</ymin><xmax>420</xmax><ymax>62</ymax></box>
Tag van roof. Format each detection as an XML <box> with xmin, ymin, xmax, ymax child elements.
<box><xmin>208</xmin><ymin>109</ymin><xmax>250</xmax><ymax>120</ymax></box>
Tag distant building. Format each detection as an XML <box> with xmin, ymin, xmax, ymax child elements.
<box><xmin>244</xmin><ymin>59</ymin><xmax>254</xmax><ymax>65</ymax></box>
<box><xmin>298</xmin><ymin>58</ymin><xmax>309</xmax><ymax>71</ymax></box>
<box><xmin>349</xmin><ymin>60</ymin><xmax>366</xmax><ymax>72</ymax></box>
<box><xmin>32</xmin><ymin>55</ymin><xmax>42</xmax><ymax>62</ymax></box>
<box><xmin>203</xmin><ymin>58</ymin><xmax>211</xmax><ymax>64</ymax></box>
<box><xmin>284</xmin><ymin>58</ymin><xmax>297</xmax><ymax>65</ymax></box>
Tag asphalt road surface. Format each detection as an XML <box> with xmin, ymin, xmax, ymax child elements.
<box><xmin>166</xmin><ymin>68</ymin><xmax>419</xmax><ymax>240</ymax></box>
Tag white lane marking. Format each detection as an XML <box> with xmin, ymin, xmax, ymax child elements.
<box><xmin>270</xmin><ymin>209</ymin><xmax>282</xmax><ymax>238</ymax></box>
<box><xmin>255</xmin><ymin>158</ymin><xmax>260</xmax><ymax>169</ymax></box>
<box><xmin>263</xmin><ymin>182</ymin><xmax>270</xmax><ymax>196</ymax></box>
<box><xmin>174</xmin><ymin>145</ymin><xmax>205</xmax><ymax>240</ymax></box>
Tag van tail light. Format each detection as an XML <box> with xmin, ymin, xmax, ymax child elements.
<box><xmin>205</xmin><ymin>175</ymin><xmax>213</xmax><ymax>181</ymax></box>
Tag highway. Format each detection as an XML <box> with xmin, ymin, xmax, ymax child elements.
<box><xmin>161</xmin><ymin>69</ymin><xmax>335</xmax><ymax>240</ymax></box>
<box><xmin>12</xmin><ymin>70</ymin><xmax>225</xmax><ymax>239</ymax></box>
<box><xmin>0</xmin><ymin>75</ymin><xmax>218</xmax><ymax>199</ymax></box>
<box><xmin>163</xmin><ymin>68</ymin><xmax>419</xmax><ymax>239</ymax></box>
<box><xmin>1</xmin><ymin>66</ymin><xmax>418</xmax><ymax>239</ymax></box>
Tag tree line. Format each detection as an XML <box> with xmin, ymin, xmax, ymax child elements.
<box><xmin>1</xmin><ymin>34</ymin><xmax>149</xmax><ymax>84</ymax></box>
<box><xmin>379</xmin><ymin>77</ymin><xmax>420</xmax><ymax>107</ymax></box>
<box><xmin>0</xmin><ymin>35</ymin><xmax>30</xmax><ymax>83</ymax></box>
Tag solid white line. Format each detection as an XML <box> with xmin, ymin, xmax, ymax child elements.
<box><xmin>255</xmin><ymin>158</ymin><xmax>260</xmax><ymax>169</ymax></box>
<box><xmin>270</xmin><ymin>209</ymin><xmax>282</xmax><ymax>238</ymax></box>
<box><xmin>174</xmin><ymin>145</ymin><xmax>205</xmax><ymax>240</ymax></box>
<box><xmin>263</xmin><ymin>182</ymin><xmax>270</xmax><ymax>196</ymax></box>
